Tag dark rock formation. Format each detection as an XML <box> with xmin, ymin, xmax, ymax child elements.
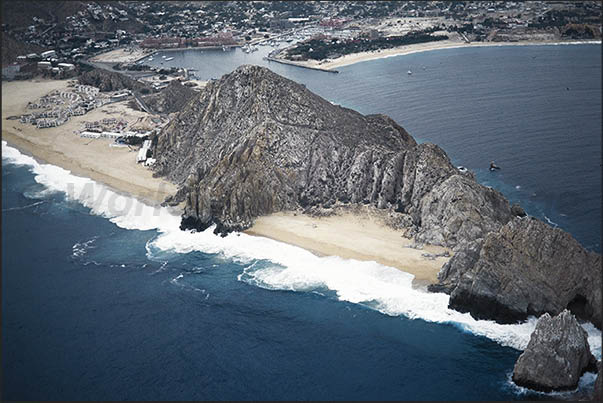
<box><xmin>139</xmin><ymin>81</ymin><xmax>197</xmax><ymax>115</ymax></box>
<box><xmin>1</xmin><ymin>34</ymin><xmax>45</xmax><ymax>66</ymax></box>
<box><xmin>78</xmin><ymin>68</ymin><xmax>151</xmax><ymax>93</ymax></box>
<box><xmin>154</xmin><ymin>65</ymin><xmax>511</xmax><ymax>240</ymax></box>
<box><xmin>594</xmin><ymin>361</ymin><xmax>602</xmax><ymax>401</ymax></box>
<box><xmin>510</xmin><ymin>203</ymin><xmax>527</xmax><ymax>217</ymax></box>
<box><xmin>512</xmin><ymin>310</ymin><xmax>597</xmax><ymax>392</ymax></box>
<box><xmin>438</xmin><ymin>217</ymin><xmax>602</xmax><ymax>328</ymax></box>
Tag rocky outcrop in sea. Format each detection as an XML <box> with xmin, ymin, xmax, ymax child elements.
<box><xmin>433</xmin><ymin>216</ymin><xmax>602</xmax><ymax>328</ymax></box>
<box><xmin>512</xmin><ymin>310</ymin><xmax>597</xmax><ymax>392</ymax></box>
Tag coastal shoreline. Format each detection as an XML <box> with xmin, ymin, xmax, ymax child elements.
<box><xmin>282</xmin><ymin>39</ymin><xmax>602</xmax><ymax>70</ymax></box>
<box><xmin>245</xmin><ymin>210</ymin><xmax>451</xmax><ymax>288</ymax></box>
<box><xmin>1</xmin><ymin>79</ymin><xmax>179</xmax><ymax>209</ymax></box>
<box><xmin>2</xmin><ymin>78</ymin><xmax>449</xmax><ymax>285</ymax></box>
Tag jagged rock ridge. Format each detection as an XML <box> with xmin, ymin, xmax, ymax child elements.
<box><xmin>154</xmin><ymin>65</ymin><xmax>509</xmax><ymax>244</ymax></box>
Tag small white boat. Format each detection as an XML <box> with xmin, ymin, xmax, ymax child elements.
<box><xmin>165</xmin><ymin>57</ymin><xmax>174</xmax><ymax>61</ymax></box>
<box><xmin>407</xmin><ymin>70</ymin><xmax>412</xmax><ymax>75</ymax></box>
<box><xmin>162</xmin><ymin>55</ymin><xmax>166</xmax><ymax>59</ymax></box>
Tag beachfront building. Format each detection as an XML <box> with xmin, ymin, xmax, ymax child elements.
<box><xmin>57</xmin><ymin>63</ymin><xmax>75</xmax><ymax>71</ymax></box>
<box><xmin>80</xmin><ymin>131</ymin><xmax>102</xmax><ymax>139</ymax></box>
<box><xmin>101</xmin><ymin>131</ymin><xmax>122</xmax><ymax>139</ymax></box>
<box><xmin>136</xmin><ymin>139</ymin><xmax>153</xmax><ymax>163</ymax></box>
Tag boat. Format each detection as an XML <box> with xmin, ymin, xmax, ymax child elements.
<box><xmin>222</xmin><ymin>45</ymin><xmax>227</xmax><ymax>51</ymax></box>
<box><xmin>165</xmin><ymin>57</ymin><xmax>174</xmax><ymax>61</ymax></box>
<box><xmin>162</xmin><ymin>55</ymin><xmax>166</xmax><ymax>59</ymax></box>
<box><xmin>407</xmin><ymin>70</ymin><xmax>412</xmax><ymax>75</ymax></box>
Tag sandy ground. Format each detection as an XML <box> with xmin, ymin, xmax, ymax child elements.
<box><xmin>295</xmin><ymin>39</ymin><xmax>602</xmax><ymax>70</ymax></box>
<box><xmin>246</xmin><ymin>210</ymin><xmax>452</xmax><ymax>287</ymax></box>
<box><xmin>1</xmin><ymin>79</ymin><xmax>178</xmax><ymax>206</ymax></box>
<box><xmin>90</xmin><ymin>47</ymin><xmax>150</xmax><ymax>64</ymax></box>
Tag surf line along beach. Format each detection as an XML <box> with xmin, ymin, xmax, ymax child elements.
<box><xmin>1</xmin><ymin>78</ymin><xmax>451</xmax><ymax>288</ymax></box>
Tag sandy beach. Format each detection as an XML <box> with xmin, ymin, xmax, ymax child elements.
<box><xmin>291</xmin><ymin>39</ymin><xmax>602</xmax><ymax>70</ymax></box>
<box><xmin>1</xmin><ymin>79</ymin><xmax>178</xmax><ymax>206</ymax></box>
<box><xmin>89</xmin><ymin>47</ymin><xmax>151</xmax><ymax>64</ymax></box>
<box><xmin>246</xmin><ymin>208</ymin><xmax>451</xmax><ymax>287</ymax></box>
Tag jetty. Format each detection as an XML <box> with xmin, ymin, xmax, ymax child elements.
<box><xmin>264</xmin><ymin>56</ymin><xmax>338</xmax><ymax>74</ymax></box>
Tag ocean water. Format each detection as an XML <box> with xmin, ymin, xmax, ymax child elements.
<box><xmin>2</xmin><ymin>44</ymin><xmax>601</xmax><ymax>400</ymax></box>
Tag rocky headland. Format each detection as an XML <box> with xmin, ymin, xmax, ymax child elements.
<box><xmin>152</xmin><ymin>64</ymin><xmax>601</xmax><ymax>391</ymax></box>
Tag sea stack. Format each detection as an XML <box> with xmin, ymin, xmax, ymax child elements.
<box><xmin>512</xmin><ymin>310</ymin><xmax>597</xmax><ymax>392</ymax></box>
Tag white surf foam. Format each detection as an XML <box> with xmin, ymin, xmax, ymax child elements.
<box><xmin>506</xmin><ymin>369</ymin><xmax>599</xmax><ymax>398</ymax></box>
<box><xmin>3</xmin><ymin>141</ymin><xmax>601</xmax><ymax>356</ymax></box>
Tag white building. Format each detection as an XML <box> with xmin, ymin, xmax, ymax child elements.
<box><xmin>37</xmin><ymin>61</ymin><xmax>52</xmax><ymax>70</ymax></box>
<box><xmin>41</xmin><ymin>50</ymin><xmax>57</xmax><ymax>59</ymax></box>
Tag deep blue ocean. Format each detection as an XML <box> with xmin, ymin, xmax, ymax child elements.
<box><xmin>2</xmin><ymin>43</ymin><xmax>601</xmax><ymax>400</ymax></box>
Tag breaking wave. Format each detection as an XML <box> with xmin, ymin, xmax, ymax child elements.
<box><xmin>3</xmin><ymin>141</ymin><xmax>600</xmax><ymax>359</ymax></box>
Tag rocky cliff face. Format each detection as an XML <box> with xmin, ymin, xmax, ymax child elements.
<box><xmin>78</xmin><ymin>67</ymin><xmax>151</xmax><ymax>93</ymax></box>
<box><xmin>434</xmin><ymin>216</ymin><xmax>602</xmax><ymax>328</ymax></box>
<box><xmin>155</xmin><ymin>65</ymin><xmax>512</xmax><ymax>242</ymax></box>
<box><xmin>140</xmin><ymin>81</ymin><xmax>197</xmax><ymax>115</ymax></box>
<box><xmin>512</xmin><ymin>310</ymin><xmax>597</xmax><ymax>392</ymax></box>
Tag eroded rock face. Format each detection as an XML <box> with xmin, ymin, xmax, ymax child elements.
<box><xmin>155</xmin><ymin>65</ymin><xmax>511</xmax><ymax>241</ymax></box>
<box><xmin>512</xmin><ymin>310</ymin><xmax>596</xmax><ymax>392</ymax></box>
<box><xmin>440</xmin><ymin>217</ymin><xmax>602</xmax><ymax>328</ymax></box>
<box><xmin>416</xmin><ymin>175</ymin><xmax>512</xmax><ymax>247</ymax></box>
<box><xmin>140</xmin><ymin>81</ymin><xmax>197</xmax><ymax>114</ymax></box>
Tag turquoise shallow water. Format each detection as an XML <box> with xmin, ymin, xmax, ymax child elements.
<box><xmin>2</xmin><ymin>44</ymin><xmax>601</xmax><ymax>400</ymax></box>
